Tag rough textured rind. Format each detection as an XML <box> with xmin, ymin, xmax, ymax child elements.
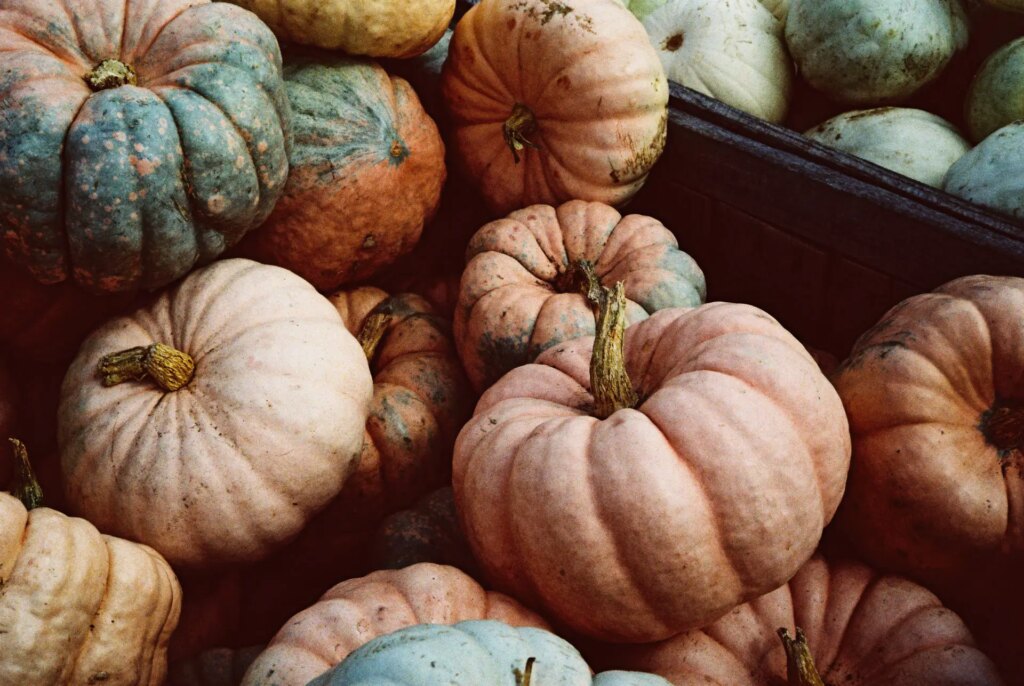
<box><xmin>966</xmin><ymin>37</ymin><xmax>1024</xmax><ymax>142</ymax></box>
<box><xmin>943</xmin><ymin>122</ymin><xmax>1024</xmax><ymax>219</ymax></box>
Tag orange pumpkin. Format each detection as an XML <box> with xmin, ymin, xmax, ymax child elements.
<box><xmin>441</xmin><ymin>0</ymin><xmax>669</xmax><ymax>214</ymax></box>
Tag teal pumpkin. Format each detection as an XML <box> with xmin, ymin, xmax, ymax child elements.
<box><xmin>0</xmin><ymin>0</ymin><xmax>291</xmax><ymax>293</ymax></box>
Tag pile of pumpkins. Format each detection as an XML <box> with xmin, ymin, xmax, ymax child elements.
<box><xmin>0</xmin><ymin>0</ymin><xmax>1022</xmax><ymax>684</ymax></box>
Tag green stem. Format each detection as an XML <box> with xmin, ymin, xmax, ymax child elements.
<box><xmin>98</xmin><ymin>344</ymin><xmax>195</xmax><ymax>392</ymax></box>
<box><xmin>8</xmin><ymin>438</ymin><xmax>43</xmax><ymax>510</ymax></box>
<box><xmin>85</xmin><ymin>59</ymin><xmax>137</xmax><ymax>91</ymax></box>
<box><xmin>588</xmin><ymin>280</ymin><xmax>638</xmax><ymax>419</ymax></box>
<box><xmin>778</xmin><ymin>628</ymin><xmax>826</xmax><ymax>686</ymax></box>
<box><xmin>503</xmin><ymin>103</ymin><xmax>539</xmax><ymax>164</ymax></box>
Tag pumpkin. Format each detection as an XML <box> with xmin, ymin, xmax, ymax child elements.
<box><xmin>441</xmin><ymin>0</ymin><xmax>669</xmax><ymax>214</ymax></box>
<box><xmin>0</xmin><ymin>0</ymin><xmax>291</xmax><ymax>293</ymax></box>
<box><xmin>453</xmin><ymin>282</ymin><xmax>851</xmax><ymax>642</ymax></box>
<box><xmin>455</xmin><ymin>200</ymin><xmax>706</xmax><ymax>391</ymax></box>
<box><xmin>240</xmin><ymin>563</ymin><xmax>550</xmax><ymax>686</ymax></box>
<box><xmin>0</xmin><ymin>439</ymin><xmax>182</xmax><ymax>685</ymax></box>
<box><xmin>233</xmin><ymin>54</ymin><xmax>446</xmax><ymax>291</ymax></box>
<box><xmin>804</xmin><ymin>108</ymin><xmax>970</xmax><ymax>188</ymax></box>
<box><xmin>966</xmin><ymin>37</ymin><xmax>1024</xmax><ymax>142</ymax></box>
<box><xmin>169</xmin><ymin>647</ymin><xmax>263</xmax><ymax>686</ymax></box>
<box><xmin>57</xmin><ymin>258</ymin><xmax>373</xmax><ymax>569</ymax></box>
<box><xmin>785</xmin><ymin>0</ymin><xmax>968</xmax><ymax>104</ymax></box>
<box><xmin>226</xmin><ymin>0</ymin><xmax>454</xmax><ymax>57</ymax></box>
<box><xmin>383</xmin><ymin>29</ymin><xmax>454</xmax><ymax>127</ymax></box>
<box><xmin>371</xmin><ymin>486</ymin><xmax>479</xmax><ymax>575</ymax></box>
<box><xmin>309</xmin><ymin>620</ymin><xmax>674</xmax><ymax>686</ymax></box>
<box><xmin>944</xmin><ymin>122</ymin><xmax>1024</xmax><ymax>220</ymax></box>
<box><xmin>760</xmin><ymin>0</ymin><xmax>789</xmax><ymax>23</ymax></box>
<box><xmin>593</xmin><ymin>554</ymin><xmax>1004</xmax><ymax>685</ymax></box>
<box><xmin>832</xmin><ymin>275</ymin><xmax>1024</xmax><ymax>583</ymax></box>
<box><xmin>641</xmin><ymin>0</ymin><xmax>792</xmax><ymax>124</ymax></box>
<box><xmin>617</xmin><ymin>0</ymin><xmax>670</xmax><ymax>20</ymax></box>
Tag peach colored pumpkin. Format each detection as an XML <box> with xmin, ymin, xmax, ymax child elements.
<box><xmin>455</xmin><ymin>200</ymin><xmax>706</xmax><ymax>391</ymax></box>
<box><xmin>453</xmin><ymin>297</ymin><xmax>851</xmax><ymax>642</ymax></box>
<box><xmin>57</xmin><ymin>258</ymin><xmax>373</xmax><ymax>569</ymax></box>
<box><xmin>595</xmin><ymin>554</ymin><xmax>1004</xmax><ymax>685</ymax></box>
<box><xmin>833</xmin><ymin>275</ymin><xmax>1024</xmax><ymax>583</ymax></box>
<box><xmin>441</xmin><ymin>0</ymin><xmax>669</xmax><ymax>214</ymax></box>
<box><xmin>241</xmin><ymin>563</ymin><xmax>549</xmax><ymax>686</ymax></box>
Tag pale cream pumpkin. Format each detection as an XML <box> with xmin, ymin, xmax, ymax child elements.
<box><xmin>57</xmin><ymin>258</ymin><xmax>373</xmax><ymax>569</ymax></box>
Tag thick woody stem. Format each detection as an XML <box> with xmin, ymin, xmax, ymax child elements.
<box><xmin>588</xmin><ymin>280</ymin><xmax>638</xmax><ymax>419</ymax></box>
<box><xmin>98</xmin><ymin>344</ymin><xmax>195</xmax><ymax>392</ymax></box>
<box><xmin>8</xmin><ymin>438</ymin><xmax>43</xmax><ymax>510</ymax></box>
<box><xmin>778</xmin><ymin>628</ymin><xmax>826</xmax><ymax>686</ymax></box>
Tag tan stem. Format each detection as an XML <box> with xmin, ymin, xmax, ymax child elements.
<box><xmin>358</xmin><ymin>313</ymin><xmax>392</xmax><ymax>364</ymax></box>
<box><xmin>589</xmin><ymin>280</ymin><xmax>638</xmax><ymax>419</ymax></box>
<box><xmin>778</xmin><ymin>628</ymin><xmax>826</xmax><ymax>686</ymax></box>
<box><xmin>514</xmin><ymin>657</ymin><xmax>536</xmax><ymax>686</ymax></box>
<box><xmin>85</xmin><ymin>59</ymin><xmax>137</xmax><ymax>91</ymax></box>
<box><xmin>98</xmin><ymin>344</ymin><xmax>195</xmax><ymax>392</ymax></box>
<box><xmin>503</xmin><ymin>103</ymin><xmax>539</xmax><ymax>164</ymax></box>
<box><xmin>8</xmin><ymin>438</ymin><xmax>43</xmax><ymax>510</ymax></box>
<box><xmin>983</xmin><ymin>403</ymin><xmax>1024</xmax><ymax>454</ymax></box>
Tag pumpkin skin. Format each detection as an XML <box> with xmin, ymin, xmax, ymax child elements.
<box><xmin>617</xmin><ymin>0</ymin><xmax>669</xmax><ymax>21</ymax></box>
<box><xmin>310</xmin><ymin>620</ymin><xmax>674</xmax><ymax>686</ymax></box>
<box><xmin>57</xmin><ymin>258</ymin><xmax>373</xmax><ymax>569</ymax></box>
<box><xmin>833</xmin><ymin>275</ymin><xmax>1024</xmax><ymax>583</ymax></box>
<box><xmin>0</xmin><ymin>0</ymin><xmax>291</xmax><ymax>293</ymax></box>
<box><xmin>227</xmin><ymin>0</ymin><xmax>454</xmax><ymax>57</ymax></box>
<box><xmin>804</xmin><ymin>108</ymin><xmax>970</xmax><ymax>188</ymax></box>
<box><xmin>442</xmin><ymin>0</ymin><xmax>669</xmax><ymax>214</ymax></box>
<box><xmin>371</xmin><ymin>486</ymin><xmax>479</xmax><ymax>575</ymax></box>
<box><xmin>943</xmin><ymin>122</ymin><xmax>1024</xmax><ymax>219</ymax></box>
<box><xmin>642</xmin><ymin>0</ymin><xmax>792</xmax><ymax>123</ymax></box>
<box><xmin>966</xmin><ymin>37</ymin><xmax>1024</xmax><ymax>142</ymax></box>
<box><xmin>169</xmin><ymin>646</ymin><xmax>263</xmax><ymax>686</ymax></box>
<box><xmin>594</xmin><ymin>555</ymin><xmax>1004</xmax><ymax>686</ymax></box>
<box><xmin>455</xmin><ymin>200</ymin><xmax>706</xmax><ymax>391</ymax></box>
<box><xmin>0</xmin><ymin>490</ymin><xmax>182</xmax><ymax>685</ymax></box>
<box><xmin>785</xmin><ymin>0</ymin><xmax>968</xmax><ymax>104</ymax></box>
<box><xmin>233</xmin><ymin>55</ymin><xmax>446</xmax><ymax>290</ymax></box>
<box><xmin>240</xmin><ymin>563</ymin><xmax>550</xmax><ymax>686</ymax></box>
<box><xmin>453</xmin><ymin>303</ymin><xmax>851</xmax><ymax>642</ymax></box>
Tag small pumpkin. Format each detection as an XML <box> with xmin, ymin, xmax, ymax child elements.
<box><xmin>455</xmin><ymin>200</ymin><xmax>706</xmax><ymax>391</ymax></box>
<box><xmin>58</xmin><ymin>258</ymin><xmax>373</xmax><ymax>569</ymax></box>
<box><xmin>371</xmin><ymin>486</ymin><xmax>479</xmax><ymax>575</ymax></box>
<box><xmin>453</xmin><ymin>282</ymin><xmax>851</xmax><ymax>642</ymax></box>
<box><xmin>967</xmin><ymin>37</ymin><xmax>1024</xmax><ymax>142</ymax></box>
<box><xmin>442</xmin><ymin>0</ymin><xmax>669</xmax><ymax>214</ymax></box>
<box><xmin>0</xmin><ymin>0</ymin><xmax>291</xmax><ymax>293</ymax></box>
<box><xmin>0</xmin><ymin>439</ymin><xmax>182</xmax><ymax>685</ymax></box>
<box><xmin>233</xmin><ymin>54</ymin><xmax>446</xmax><ymax>290</ymax></box>
<box><xmin>169</xmin><ymin>646</ymin><xmax>263</xmax><ymax>686</ymax></box>
<box><xmin>309</xmin><ymin>620</ymin><xmax>674</xmax><ymax>686</ymax></box>
<box><xmin>944</xmin><ymin>122</ymin><xmax>1024</xmax><ymax>220</ymax></box>
<box><xmin>240</xmin><ymin>563</ymin><xmax>550</xmax><ymax>686</ymax></box>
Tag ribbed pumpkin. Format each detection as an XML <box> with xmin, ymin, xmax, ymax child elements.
<box><xmin>442</xmin><ymin>0</ymin><xmax>669</xmax><ymax>214</ymax></box>
<box><xmin>455</xmin><ymin>200</ymin><xmax>705</xmax><ymax>392</ymax></box>
<box><xmin>0</xmin><ymin>0</ymin><xmax>291</xmax><ymax>293</ymax></box>
<box><xmin>594</xmin><ymin>554</ymin><xmax>1004</xmax><ymax>685</ymax></box>
<box><xmin>966</xmin><ymin>37</ymin><xmax>1024</xmax><ymax>143</ymax></box>
<box><xmin>371</xmin><ymin>486</ymin><xmax>479</xmax><ymax>575</ymax></box>
<box><xmin>234</xmin><ymin>55</ymin><xmax>445</xmax><ymax>290</ymax></box>
<box><xmin>1</xmin><ymin>440</ymin><xmax>182</xmax><ymax>685</ymax></box>
<box><xmin>833</xmin><ymin>275</ymin><xmax>1024</xmax><ymax>583</ymax></box>
<box><xmin>241</xmin><ymin>563</ymin><xmax>550</xmax><ymax>686</ymax></box>
<box><xmin>57</xmin><ymin>258</ymin><xmax>373</xmax><ymax>569</ymax></box>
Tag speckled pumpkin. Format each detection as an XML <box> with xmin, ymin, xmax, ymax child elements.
<box><xmin>371</xmin><ymin>486</ymin><xmax>479</xmax><ymax>575</ymax></box>
<box><xmin>0</xmin><ymin>0</ymin><xmax>291</xmax><ymax>293</ymax></box>
<box><xmin>966</xmin><ymin>37</ymin><xmax>1024</xmax><ymax>142</ymax></box>
<box><xmin>943</xmin><ymin>122</ymin><xmax>1024</xmax><ymax>220</ymax></box>
<box><xmin>455</xmin><ymin>200</ymin><xmax>706</xmax><ymax>391</ymax></box>
<box><xmin>442</xmin><ymin>0</ymin><xmax>669</xmax><ymax>214</ymax></box>
<box><xmin>234</xmin><ymin>55</ymin><xmax>445</xmax><ymax>290</ymax></box>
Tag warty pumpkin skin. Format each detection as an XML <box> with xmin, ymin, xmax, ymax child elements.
<box><xmin>455</xmin><ymin>200</ymin><xmax>706</xmax><ymax>391</ymax></box>
<box><xmin>0</xmin><ymin>0</ymin><xmax>291</xmax><ymax>293</ymax></box>
<box><xmin>453</xmin><ymin>301</ymin><xmax>851</xmax><ymax>642</ymax></box>
<box><xmin>593</xmin><ymin>554</ymin><xmax>1004</xmax><ymax>685</ymax></box>
<box><xmin>241</xmin><ymin>562</ymin><xmax>550</xmax><ymax>686</ymax></box>
<box><xmin>57</xmin><ymin>258</ymin><xmax>373</xmax><ymax>569</ymax></box>
<box><xmin>442</xmin><ymin>0</ymin><xmax>669</xmax><ymax>214</ymax></box>
<box><xmin>233</xmin><ymin>55</ymin><xmax>446</xmax><ymax>290</ymax></box>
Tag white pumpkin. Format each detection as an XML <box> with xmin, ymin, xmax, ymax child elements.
<box><xmin>760</xmin><ymin>0</ymin><xmax>789</xmax><ymax>24</ymax></box>
<box><xmin>786</xmin><ymin>0</ymin><xmax>968</xmax><ymax>104</ymax></box>
<box><xmin>642</xmin><ymin>0</ymin><xmax>792</xmax><ymax>123</ymax></box>
<box><xmin>943</xmin><ymin>122</ymin><xmax>1024</xmax><ymax>219</ymax></box>
<box><xmin>966</xmin><ymin>37</ymin><xmax>1024</xmax><ymax>143</ymax></box>
<box><xmin>805</xmin><ymin>108</ymin><xmax>970</xmax><ymax>187</ymax></box>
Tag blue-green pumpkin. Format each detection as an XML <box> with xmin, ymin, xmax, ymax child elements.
<box><xmin>0</xmin><ymin>0</ymin><xmax>291</xmax><ymax>293</ymax></box>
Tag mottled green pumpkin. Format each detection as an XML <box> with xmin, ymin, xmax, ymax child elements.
<box><xmin>966</xmin><ymin>37</ymin><xmax>1024</xmax><ymax>142</ymax></box>
<box><xmin>944</xmin><ymin>122</ymin><xmax>1024</xmax><ymax>219</ymax></box>
<box><xmin>0</xmin><ymin>0</ymin><xmax>292</xmax><ymax>293</ymax></box>
<box><xmin>370</xmin><ymin>487</ymin><xmax>479</xmax><ymax>575</ymax></box>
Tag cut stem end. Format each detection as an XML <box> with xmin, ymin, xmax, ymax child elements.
<box><xmin>85</xmin><ymin>59</ymin><xmax>137</xmax><ymax>91</ymax></box>
<box><xmin>503</xmin><ymin>103</ymin><xmax>539</xmax><ymax>164</ymax></box>
<box><xmin>98</xmin><ymin>344</ymin><xmax>195</xmax><ymax>392</ymax></box>
<box><xmin>778</xmin><ymin>628</ymin><xmax>826</xmax><ymax>686</ymax></box>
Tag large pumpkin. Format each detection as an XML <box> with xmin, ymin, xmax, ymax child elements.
<box><xmin>594</xmin><ymin>554</ymin><xmax>1004</xmax><ymax>685</ymax></box>
<box><xmin>453</xmin><ymin>285</ymin><xmax>851</xmax><ymax>642</ymax></box>
<box><xmin>0</xmin><ymin>0</ymin><xmax>291</xmax><ymax>293</ymax></box>
<box><xmin>241</xmin><ymin>563</ymin><xmax>550</xmax><ymax>686</ymax></box>
<box><xmin>455</xmin><ymin>200</ymin><xmax>706</xmax><ymax>391</ymax></box>
<box><xmin>57</xmin><ymin>258</ymin><xmax>373</xmax><ymax>569</ymax></box>
<box><xmin>833</xmin><ymin>275</ymin><xmax>1024</xmax><ymax>583</ymax></box>
<box><xmin>233</xmin><ymin>55</ymin><xmax>446</xmax><ymax>290</ymax></box>
<box><xmin>442</xmin><ymin>0</ymin><xmax>669</xmax><ymax>214</ymax></box>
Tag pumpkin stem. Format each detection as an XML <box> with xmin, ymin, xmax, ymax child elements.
<box><xmin>588</xmin><ymin>280</ymin><xmax>638</xmax><ymax>419</ymax></box>
<box><xmin>778</xmin><ymin>628</ymin><xmax>826</xmax><ymax>686</ymax></box>
<box><xmin>514</xmin><ymin>657</ymin><xmax>536</xmax><ymax>686</ymax></box>
<box><xmin>553</xmin><ymin>259</ymin><xmax>603</xmax><ymax>299</ymax></box>
<box><xmin>358</xmin><ymin>312</ymin><xmax>392</xmax><ymax>365</ymax></box>
<box><xmin>98</xmin><ymin>344</ymin><xmax>195</xmax><ymax>392</ymax></box>
<box><xmin>85</xmin><ymin>59</ymin><xmax>137</xmax><ymax>91</ymax></box>
<box><xmin>981</xmin><ymin>402</ymin><xmax>1024</xmax><ymax>455</ymax></box>
<box><xmin>503</xmin><ymin>103</ymin><xmax>539</xmax><ymax>164</ymax></box>
<box><xmin>8</xmin><ymin>438</ymin><xmax>44</xmax><ymax>511</ymax></box>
